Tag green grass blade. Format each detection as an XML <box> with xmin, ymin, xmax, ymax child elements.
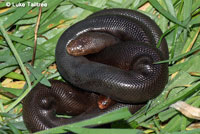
<box><xmin>170</xmin><ymin>128</ymin><xmax>200</xmax><ymax>134</ymax></box>
<box><xmin>4</xmin><ymin>74</ymin><xmax>44</xmax><ymax>113</ymax></box>
<box><xmin>183</xmin><ymin>0</ymin><xmax>192</xmax><ymax>21</ymax></box>
<box><xmin>149</xmin><ymin>0</ymin><xmax>184</xmax><ymax>27</ymax></box>
<box><xmin>0</xmin><ymin>24</ymin><xmax>31</xmax><ymax>88</ymax></box>
<box><xmin>164</xmin><ymin>0</ymin><xmax>176</xmax><ymax>17</ymax></box>
<box><xmin>156</xmin><ymin>44</ymin><xmax>200</xmax><ymax>64</ymax></box>
<box><xmin>7</xmin><ymin>123</ymin><xmax>21</xmax><ymax>134</ymax></box>
<box><xmin>67</xmin><ymin>128</ymin><xmax>143</xmax><ymax>134</ymax></box>
<box><xmin>3</xmin><ymin>0</ymin><xmax>43</xmax><ymax>29</ymax></box>
<box><xmin>70</xmin><ymin>1</ymin><xmax>102</xmax><ymax>12</ymax></box>
<box><xmin>0</xmin><ymin>66</ymin><xmax>17</xmax><ymax>78</ymax></box>
<box><xmin>26</xmin><ymin>64</ymin><xmax>51</xmax><ymax>87</ymax></box>
<box><xmin>189</xmin><ymin>14</ymin><xmax>200</xmax><ymax>27</ymax></box>
<box><xmin>131</xmin><ymin>0</ymin><xmax>148</xmax><ymax>9</ymax></box>
<box><xmin>128</xmin><ymin>82</ymin><xmax>200</xmax><ymax>123</ymax></box>
<box><xmin>5</xmin><ymin>72</ymin><xmax>25</xmax><ymax>81</ymax></box>
<box><xmin>34</xmin><ymin>107</ymin><xmax>132</xmax><ymax>134</ymax></box>
<box><xmin>192</xmin><ymin>0</ymin><xmax>200</xmax><ymax>12</ymax></box>
<box><xmin>0</xmin><ymin>8</ymin><xmax>16</xmax><ymax>17</ymax></box>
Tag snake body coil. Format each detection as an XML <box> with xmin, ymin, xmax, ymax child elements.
<box><xmin>23</xmin><ymin>9</ymin><xmax>169</xmax><ymax>132</ymax></box>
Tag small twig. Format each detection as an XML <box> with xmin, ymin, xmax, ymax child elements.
<box><xmin>39</xmin><ymin>35</ymin><xmax>49</xmax><ymax>40</ymax></box>
<box><xmin>31</xmin><ymin>6</ymin><xmax>42</xmax><ymax>66</ymax></box>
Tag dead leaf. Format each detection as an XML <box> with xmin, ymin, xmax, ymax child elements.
<box><xmin>2</xmin><ymin>78</ymin><xmax>25</xmax><ymax>89</ymax></box>
<box><xmin>171</xmin><ymin>101</ymin><xmax>200</xmax><ymax>120</ymax></box>
<box><xmin>187</xmin><ymin>122</ymin><xmax>200</xmax><ymax>129</ymax></box>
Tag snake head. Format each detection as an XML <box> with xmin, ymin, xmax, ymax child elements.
<box><xmin>66</xmin><ymin>32</ymin><xmax>120</xmax><ymax>56</ymax></box>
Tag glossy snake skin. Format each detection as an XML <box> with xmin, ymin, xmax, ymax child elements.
<box><xmin>23</xmin><ymin>8</ymin><xmax>168</xmax><ymax>132</ymax></box>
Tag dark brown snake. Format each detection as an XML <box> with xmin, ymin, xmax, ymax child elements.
<box><xmin>22</xmin><ymin>8</ymin><xmax>169</xmax><ymax>133</ymax></box>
